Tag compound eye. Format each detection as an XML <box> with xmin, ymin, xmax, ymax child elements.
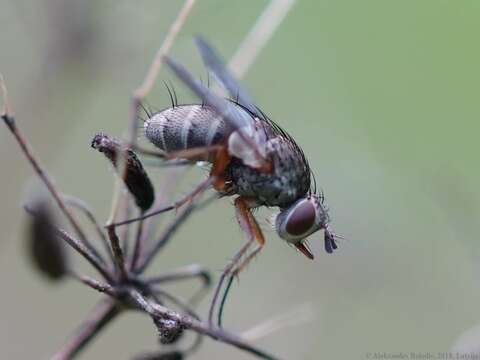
<box><xmin>285</xmin><ymin>200</ymin><xmax>316</xmax><ymax>237</ymax></box>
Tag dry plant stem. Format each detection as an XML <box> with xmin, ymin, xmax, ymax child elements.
<box><xmin>106</xmin><ymin>225</ymin><xmax>129</xmax><ymax>280</ymax></box>
<box><xmin>228</xmin><ymin>0</ymin><xmax>297</xmax><ymax>79</ymax></box>
<box><xmin>52</xmin><ymin>298</ymin><xmax>120</xmax><ymax>360</ymax></box>
<box><xmin>146</xmin><ymin>264</ymin><xmax>210</xmax><ymax>285</ymax></box>
<box><xmin>108</xmin><ymin>0</ymin><xmax>197</xmax><ymax>227</ymax></box>
<box><xmin>130</xmin><ymin>216</ymin><xmax>145</xmax><ymax>270</ymax></box>
<box><xmin>1</xmin><ymin>112</ymin><xmax>106</xmax><ymax>267</ymax></box>
<box><xmin>128</xmin><ymin>289</ymin><xmax>280</xmax><ymax>360</ymax></box>
<box><xmin>134</xmin><ymin>0</ymin><xmax>197</xmax><ymax>99</ymax></box>
<box><xmin>135</xmin><ymin>198</ymin><xmax>200</xmax><ymax>273</ymax></box>
<box><xmin>54</xmin><ymin>227</ymin><xmax>112</xmax><ymax>282</ymax></box>
<box><xmin>107</xmin><ymin>0</ymin><xmax>195</xmax><ymax>272</ymax></box>
<box><xmin>240</xmin><ymin>303</ymin><xmax>315</xmax><ymax>342</ymax></box>
<box><xmin>111</xmin><ymin>176</ymin><xmax>213</xmax><ymax>227</ymax></box>
<box><xmin>119</xmin><ymin>195</ymin><xmax>133</xmax><ymax>256</ymax></box>
<box><xmin>63</xmin><ymin>194</ymin><xmax>113</xmax><ymax>263</ymax></box>
<box><xmin>70</xmin><ymin>272</ymin><xmax>116</xmax><ymax>297</ymax></box>
<box><xmin>147</xmin><ymin>264</ymin><xmax>211</xmax><ymax>306</ymax></box>
<box><xmin>153</xmin><ymin>289</ymin><xmax>200</xmax><ymax>320</ymax></box>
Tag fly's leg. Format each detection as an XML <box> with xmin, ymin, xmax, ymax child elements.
<box><xmin>210</xmin><ymin>147</ymin><xmax>230</xmax><ymax>191</ymax></box>
<box><xmin>110</xmin><ymin>145</ymin><xmax>230</xmax><ymax>227</ymax></box>
<box><xmin>135</xmin><ymin>144</ymin><xmax>222</xmax><ymax>162</ymax></box>
<box><xmin>208</xmin><ymin>196</ymin><xmax>265</xmax><ymax>327</ymax></box>
<box><xmin>110</xmin><ymin>176</ymin><xmax>212</xmax><ymax>227</ymax></box>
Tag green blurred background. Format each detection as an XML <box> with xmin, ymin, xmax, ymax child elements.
<box><xmin>1</xmin><ymin>1</ymin><xmax>480</xmax><ymax>359</ymax></box>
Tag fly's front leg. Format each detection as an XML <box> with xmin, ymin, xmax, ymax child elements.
<box><xmin>208</xmin><ymin>196</ymin><xmax>265</xmax><ymax>327</ymax></box>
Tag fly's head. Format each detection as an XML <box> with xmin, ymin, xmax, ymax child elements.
<box><xmin>274</xmin><ymin>194</ymin><xmax>338</xmax><ymax>259</ymax></box>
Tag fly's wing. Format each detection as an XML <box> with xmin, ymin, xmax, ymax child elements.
<box><xmin>164</xmin><ymin>54</ymin><xmax>270</xmax><ymax>170</ymax></box>
<box><xmin>194</xmin><ymin>36</ymin><xmax>257</xmax><ymax>115</ymax></box>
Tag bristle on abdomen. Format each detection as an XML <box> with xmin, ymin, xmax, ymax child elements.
<box><xmin>144</xmin><ymin>105</ymin><xmax>227</xmax><ymax>158</ymax></box>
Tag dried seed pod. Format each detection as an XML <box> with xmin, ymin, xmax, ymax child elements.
<box><xmin>91</xmin><ymin>133</ymin><xmax>155</xmax><ymax>211</ymax></box>
<box><xmin>154</xmin><ymin>317</ymin><xmax>184</xmax><ymax>344</ymax></box>
<box><xmin>26</xmin><ymin>202</ymin><xmax>69</xmax><ymax>281</ymax></box>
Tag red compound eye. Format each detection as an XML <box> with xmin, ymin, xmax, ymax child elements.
<box><xmin>285</xmin><ymin>200</ymin><xmax>316</xmax><ymax>236</ymax></box>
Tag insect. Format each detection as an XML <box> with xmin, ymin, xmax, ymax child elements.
<box><xmin>139</xmin><ymin>37</ymin><xmax>339</xmax><ymax>324</ymax></box>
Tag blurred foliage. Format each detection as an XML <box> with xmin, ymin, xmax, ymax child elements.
<box><xmin>1</xmin><ymin>1</ymin><xmax>480</xmax><ymax>359</ymax></box>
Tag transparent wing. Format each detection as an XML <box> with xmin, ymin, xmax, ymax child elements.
<box><xmin>194</xmin><ymin>36</ymin><xmax>257</xmax><ymax>115</ymax></box>
<box><xmin>164</xmin><ymin>55</ymin><xmax>269</xmax><ymax>169</ymax></box>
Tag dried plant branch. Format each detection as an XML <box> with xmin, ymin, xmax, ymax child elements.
<box><xmin>145</xmin><ymin>264</ymin><xmax>211</xmax><ymax>286</ymax></box>
<box><xmin>55</xmin><ymin>226</ymin><xmax>112</xmax><ymax>282</ymax></box>
<box><xmin>136</xmin><ymin>192</ymin><xmax>216</xmax><ymax>273</ymax></box>
<box><xmin>128</xmin><ymin>289</ymin><xmax>280</xmax><ymax>360</ymax></box>
<box><xmin>69</xmin><ymin>271</ymin><xmax>117</xmax><ymax>297</ymax></box>
<box><xmin>0</xmin><ymin>75</ymin><xmax>104</xmax><ymax>265</ymax></box>
<box><xmin>136</xmin><ymin>199</ymin><xmax>197</xmax><ymax>273</ymax></box>
<box><xmin>24</xmin><ymin>204</ymin><xmax>112</xmax><ymax>281</ymax></box>
<box><xmin>106</xmin><ymin>225</ymin><xmax>129</xmax><ymax>280</ymax></box>
<box><xmin>63</xmin><ymin>194</ymin><xmax>113</xmax><ymax>263</ymax></box>
<box><xmin>134</xmin><ymin>0</ymin><xmax>197</xmax><ymax>100</ymax></box>
<box><xmin>1</xmin><ymin>0</ymin><xmax>302</xmax><ymax>357</ymax></box>
<box><xmin>240</xmin><ymin>303</ymin><xmax>315</xmax><ymax>342</ymax></box>
<box><xmin>111</xmin><ymin>176</ymin><xmax>213</xmax><ymax>228</ymax></box>
<box><xmin>52</xmin><ymin>298</ymin><xmax>120</xmax><ymax>360</ymax></box>
<box><xmin>228</xmin><ymin>0</ymin><xmax>297</xmax><ymax>79</ymax></box>
<box><xmin>107</xmin><ymin>0</ymin><xmax>197</xmax><ymax>264</ymax></box>
<box><xmin>130</xmin><ymin>218</ymin><xmax>145</xmax><ymax>270</ymax></box>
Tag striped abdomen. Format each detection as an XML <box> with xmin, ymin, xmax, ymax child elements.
<box><xmin>144</xmin><ymin>105</ymin><xmax>228</xmax><ymax>158</ymax></box>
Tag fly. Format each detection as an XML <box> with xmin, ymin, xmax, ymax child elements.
<box><xmin>126</xmin><ymin>37</ymin><xmax>340</xmax><ymax>325</ymax></box>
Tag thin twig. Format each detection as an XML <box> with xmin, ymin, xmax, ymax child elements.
<box><xmin>147</xmin><ymin>263</ymin><xmax>211</xmax><ymax>306</ymax></box>
<box><xmin>107</xmin><ymin>0</ymin><xmax>196</xmax><ymax>227</ymax></box>
<box><xmin>128</xmin><ymin>289</ymin><xmax>280</xmax><ymax>360</ymax></box>
<box><xmin>130</xmin><ymin>216</ymin><xmax>145</xmax><ymax>270</ymax></box>
<box><xmin>0</xmin><ymin>73</ymin><xmax>10</xmax><ymax>115</ymax></box>
<box><xmin>135</xmin><ymin>202</ymin><xmax>196</xmax><ymax>273</ymax></box>
<box><xmin>134</xmin><ymin>0</ymin><xmax>197</xmax><ymax>99</ymax></box>
<box><xmin>145</xmin><ymin>264</ymin><xmax>210</xmax><ymax>285</ymax></box>
<box><xmin>52</xmin><ymin>298</ymin><xmax>119</xmax><ymax>360</ymax></box>
<box><xmin>119</xmin><ymin>195</ymin><xmax>133</xmax><ymax>256</ymax></box>
<box><xmin>111</xmin><ymin>176</ymin><xmax>213</xmax><ymax>227</ymax></box>
<box><xmin>55</xmin><ymin>227</ymin><xmax>112</xmax><ymax>282</ymax></box>
<box><xmin>63</xmin><ymin>194</ymin><xmax>113</xmax><ymax>263</ymax></box>
<box><xmin>106</xmin><ymin>225</ymin><xmax>129</xmax><ymax>280</ymax></box>
<box><xmin>136</xmin><ymin>166</ymin><xmax>185</xmax><ymax>254</ymax></box>
<box><xmin>0</xmin><ymin>75</ymin><xmax>105</xmax><ymax>265</ymax></box>
<box><xmin>24</xmin><ymin>204</ymin><xmax>111</xmax><ymax>281</ymax></box>
<box><xmin>135</xmin><ymin>192</ymin><xmax>218</xmax><ymax>273</ymax></box>
<box><xmin>240</xmin><ymin>303</ymin><xmax>315</xmax><ymax>342</ymax></box>
<box><xmin>153</xmin><ymin>288</ymin><xmax>200</xmax><ymax>321</ymax></box>
<box><xmin>69</xmin><ymin>271</ymin><xmax>116</xmax><ymax>297</ymax></box>
<box><xmin>228</xmin><ymin>0</ymin><xmax>297</xmax><ymax>79</ymax></box>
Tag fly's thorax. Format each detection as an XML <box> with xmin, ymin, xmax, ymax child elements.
<box><xmin>144</xmin><ymin>105</ymin><xmax>228</xmax><ymax>154</ymax></box>
<box><xmin>275</xmin><ymin>195</ymin><xmax>329</xmax><ymax>244</ymax></box>
<box><xmin>226</xmin><ymin>134</ymin><xmax>311</xmax><ymax>207</ymax></box>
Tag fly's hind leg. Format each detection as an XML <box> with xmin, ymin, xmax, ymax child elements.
<box><xmin>209</xmin><ymin>196</ymin><xmax>266</xmax><ymax>327</ymax></box>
